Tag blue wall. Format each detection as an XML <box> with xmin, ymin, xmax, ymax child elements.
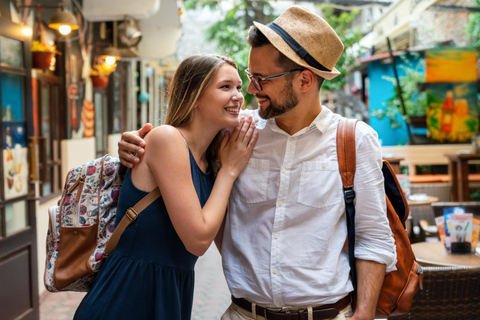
<box><xmin>368</xmin><ymin>54</ymin><xmax>424</xmax><ymax>146</ymax></box>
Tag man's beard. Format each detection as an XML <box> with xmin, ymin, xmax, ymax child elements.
<box><xmin>258</xmin><ymin>81</ymin><xmax>298</xmax><ymax>119</ymax></box>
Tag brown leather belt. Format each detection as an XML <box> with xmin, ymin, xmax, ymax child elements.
<box><xmin>231</xmin><ymin>295</ymin><xmax>351</xmax><ymax>320</ymax></box>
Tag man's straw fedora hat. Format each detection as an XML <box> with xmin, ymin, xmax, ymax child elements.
<box><xmin>253</xmin><ymin>6</ymin><xmax>344</xmax><ymax>80</ymax></box>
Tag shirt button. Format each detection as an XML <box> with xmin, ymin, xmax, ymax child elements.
<box><xmin>248</xmin><ymin>160</ymin><xmax>252</xmax><ymax>165</ymax></box>
<box><xmin>275</xmin><ymin>300</ymin><xmax>281</xmax><ymax>306</ymax></box>
<box><xmin>281</xmin><ymin>168</ymin><xmax>286</xmax><ymax>174</ymax></box>
<box><xmin>273</xmin><ymin>233</ymin><xmax>279</xmax><ymax>239</ymax></box>
<box><xmin>272</xmin><ymin>269</ymin><xmax>278</xmax><ymax>275</ymax></box>
<box><xmin>277</xmin><ymin>201</ymin><xmax>283</xmax><ymax>207</ymax></box>
<box><xmin>322</xmin><ymin>163</ymin><xmax>327</xmax><ymax>168</ymax></box>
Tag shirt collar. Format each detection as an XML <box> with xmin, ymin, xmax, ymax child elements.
<box><xmin>312</xmin><ymin>106</ymin><xmax>334</xmax><ymax>134</ymax></box>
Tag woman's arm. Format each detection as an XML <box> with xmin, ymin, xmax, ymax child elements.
<box><xmin>146</xmin><ymin>120</ymin><xmax>257</xmax><ymax>256</ymax></box>
<box><xmin>214</xmin><ymin>217</ymin><xmax>226</xmax><ymax>253</ymax></box>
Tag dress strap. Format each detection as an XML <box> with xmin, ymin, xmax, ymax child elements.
<box><xmin>176</xmin><ymin>128</ymin><xmax>189</xmax><ymax>150</ymax></box>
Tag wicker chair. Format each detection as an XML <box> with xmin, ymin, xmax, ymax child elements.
<box><xmin>390</xmin><ymin>266</ymin><xmax>480</xmax><ymax>320</ymax></box>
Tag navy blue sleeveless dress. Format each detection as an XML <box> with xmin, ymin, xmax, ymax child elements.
<box><xmin>74</xmin><ymin>150</ymin><xmax>215</xmax><ymax>320</ymax></box>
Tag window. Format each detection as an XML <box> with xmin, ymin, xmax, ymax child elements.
<box><xmin>33</xmin><ymin>71</ymin><xmax>62</xmax><ymax>201</ymax></box>
<box><xmin>94</xmin><ymin>90</ymin><xmax>108</xmax><ymax>157</ymax></box>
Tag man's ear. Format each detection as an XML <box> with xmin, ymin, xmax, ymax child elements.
<box><xmin>299</xmin><ymin>69</ymin><xmax>315</xmax><ymax>92</ymax></box>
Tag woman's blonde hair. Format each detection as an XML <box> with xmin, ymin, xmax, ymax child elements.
<box><xmin>165</xmin><ymin>54</ymin><xmax>238</xmax><ymax>166</ymax></box>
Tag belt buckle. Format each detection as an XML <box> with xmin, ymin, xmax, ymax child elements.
<box><xmin>263</xmin><ymin>307</ymin><xmax>287</xmax><ymax>320</ymax></box>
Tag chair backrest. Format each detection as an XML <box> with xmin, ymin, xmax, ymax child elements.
<box><xmin>390</xmin><ymin>266</ymin><xmax>480</xmax><ymax>320</ymax></box>
<box><xmin>432</xmin><ymin>202</ymin><xmax>480</xmax><ymax>218</ymax></box>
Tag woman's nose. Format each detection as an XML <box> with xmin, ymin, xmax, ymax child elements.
<box><xmin>232</xmin><ymin>92</ymin><xmax>244</xmax><ymax>101</ymax></box>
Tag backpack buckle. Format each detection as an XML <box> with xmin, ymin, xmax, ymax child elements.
<box><xmin>126</xmin><ymin>207</ymin><xmax>139</xmax><ymax>221</ymax></box>
<box><xmin>344</xmin><ymin>188</ymin><xmax>355</xmax><ymax>203</ymax></box>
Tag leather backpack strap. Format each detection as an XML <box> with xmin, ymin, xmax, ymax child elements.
<box><xmin>337</xmin><ymin>118</ymin><xmax>357</xmax><ymax>188</ymax></box>
<box><xmin>104</xmin><ymin>187</ymin><xmax>161</xmax><ymax>256</ymax></box>
<box><xmin>336</xmin><ymin>117</ymin><xmax>359</xmax><ymax>289</ymax></box>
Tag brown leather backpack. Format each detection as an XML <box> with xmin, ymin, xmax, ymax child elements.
<box><xmin>336</xmin><ymin>118</ymin><xmax>423</xmax><ymax>318</ymax></box>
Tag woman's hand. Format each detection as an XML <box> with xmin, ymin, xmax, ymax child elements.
<box><xmin>218</xmin><ymin>116</ymin><xmax>258</xmax><ymax>178</ymax></box>
<box><xmin>118</xmin><ymin>123</ymin><xmax>153</xmax><ymax>168</ymax></box>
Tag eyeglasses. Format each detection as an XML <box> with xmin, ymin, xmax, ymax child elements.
<box><xmin>245</xmin><ymin>69</ymin><xmax>303</xmax><ymax>91</ymax></box>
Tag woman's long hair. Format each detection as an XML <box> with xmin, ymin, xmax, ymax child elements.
<box><xmin>165</xmin><ymin>54</ymin><xmax>238</xmax><ymax>167</ymax></box>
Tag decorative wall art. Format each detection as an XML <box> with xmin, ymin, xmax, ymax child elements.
<box><xmin>425</xmin><ymin>47</ymin><xmax>479</xmax><ymax>143</ymax></box>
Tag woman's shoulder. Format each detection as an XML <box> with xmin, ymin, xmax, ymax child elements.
<box><xmin>143</xmin><ymin>125</ymin><xmax>189</xmax><ymax>173</ymax></box>
<box><xmin>145</xmin><ymin>125</ymin><xmax>183</xmax><ymax>145</ymax></box>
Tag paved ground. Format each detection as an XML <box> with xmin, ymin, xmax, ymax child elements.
<box><xmin>39</xmin><ymin>244</ymin><xmax>231</xmax><ymax>320</ymax></box>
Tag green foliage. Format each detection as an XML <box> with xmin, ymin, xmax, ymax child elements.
<box><xmin>371</xmin><ymin>53</ymin><xmax>427</xmax><ymax>129</ymax></box>
<box><xmin>467</xmin><ymin>0</ymin><xmax>480</xmax><ymax>48</ymax></box>
<box><xmin>184</xmin><ymin>0</ymin><xmax>218</xmax><ymax>10</ymax></box>
<box><xmin>183</xmin><ymin>1</ymin><xmax>364</xmax><ymax>103</ymax></box>
<box><xmin>200</xmin><ymin>0</ymin><xmax>275</xmax><ymax>106</ymax></box>
<box><xmin>317</xmin><ymin>5</ymin><xmax>364</xmax><ymax>91</ymax></box>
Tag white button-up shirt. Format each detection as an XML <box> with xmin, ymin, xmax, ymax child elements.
<box><xmin>222</xmin><ymin>107</ymin><xmax>396</xmax><ymax>307</ymax></box>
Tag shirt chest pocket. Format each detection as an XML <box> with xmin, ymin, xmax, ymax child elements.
<box><xmin>297</xmin><ymin>160</ymin><xmax>343</xmax><ymax>209</ymax></box>
<box><xmin>233</xmin><ymin>158</ymin><xmax>269</xmax><ymax>203</ymax></box>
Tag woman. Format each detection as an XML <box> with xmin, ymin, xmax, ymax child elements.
<box><xmin>74</xmin><ymin>54</ymin><xmax>257</xmax><ymax>320</ymax></box>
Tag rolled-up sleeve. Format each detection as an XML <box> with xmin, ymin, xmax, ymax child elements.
<box><xmin>353</xmin><ymin>122</ymin><xmax>397</xmax><ymax>272</ymax></box>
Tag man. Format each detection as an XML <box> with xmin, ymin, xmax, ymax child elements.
<box><xmin>118</xmin><ymin>6</ymin><xmax>396</xmax><ymax>320</ymax></box>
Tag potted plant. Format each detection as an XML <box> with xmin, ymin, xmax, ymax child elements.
<box><xmin>31</xmin><ymin>40</ymin><xmax>60</xmax><ymax>70</ymax></box>
<box><xmin>90</xmin><ymin>62</ymin><xmax>116</xmax><ymax>88</ymax></box>
<box><xmin>371</xmin><ymin>53</ymin><xmax>427</xmax><ymax>130</ymax></box>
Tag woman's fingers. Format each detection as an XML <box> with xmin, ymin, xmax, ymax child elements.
<box><xmin>235</xmin><ymin>116</ymin><xmax>255</xmax><ymax>144</ymax></box>
<box><xmin>230</xmin><ymin>117</ymin><xmax>244</xmax><ymax>141</ymax></box>
<box><xmin>248</xmin><ymin>131</ymin><xmax>259</xmax><ymax>149</ymax></box>
<box><xmin>220</xmin><ymin>130</ymin><xmax>230</xmax><ymax>150</ymax></box>
<box><xmin>242</xmin><ymin>119</ymin><xmax>256</xmax><ymax>144</ymax></box>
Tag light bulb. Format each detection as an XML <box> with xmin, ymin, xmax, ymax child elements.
<box><xmin>105</xmin><ymin>56</ymin><xmax>116</xmax><ymax>65</ymax></box>
<box><xmin>58</xmin><ymin>25</ymin><xmax>72</xmax><ymax>35</ymax></box>
<box><xmin>22</xmin><ymin>27</ymin><xmax>33</xmax><ymax>36</ymax></box>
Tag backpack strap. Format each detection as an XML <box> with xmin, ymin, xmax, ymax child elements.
<box><xmin>105</xmin><ymin>128</ymin><xmax>187</xmax><ymax>257</ymax></box>
<box><xmin>104</xmin><ymin>187</ymin><xmax>161</xmax><ymax>256</ymax></box>
<box><xmin>336</xmin><ymin>117</ymin><xmax>359</xmax><ymax>289</ymax></box>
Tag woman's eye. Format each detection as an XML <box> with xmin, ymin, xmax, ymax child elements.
<box><xmin>237</xmin><ymin>86</ymin><xmax>242</xmax><ymax>90</ymax></box>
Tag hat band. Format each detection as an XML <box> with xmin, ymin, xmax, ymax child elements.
<box><xmin>267</xmin><ymin>22</ymin><xmax>332</xmax><ymax>73</ymax></box>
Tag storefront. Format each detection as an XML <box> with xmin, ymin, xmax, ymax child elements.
<box><xmin>0</xmin><ymin>17</ymin><xmax>39</xmax><ymax>320</ymax></box>
<box><xmin>0</xmin><ymin>0</ymin><xmax>181</xmax><ymax>318</ymax></box>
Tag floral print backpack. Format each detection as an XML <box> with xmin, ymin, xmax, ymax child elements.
<box><xmin>44</xmin><ymin>155</ymin><xmax>160</xmax><ymax>292</ymax></box>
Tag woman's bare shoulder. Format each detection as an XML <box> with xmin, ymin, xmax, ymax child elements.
<box><xmin>145</xmin><ymin>125</ymin><xmax>183</xmax><ymax>146</ymax></box>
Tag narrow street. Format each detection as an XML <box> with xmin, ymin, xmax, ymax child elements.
<box><xmin>39</xmin><ymin>244</ymin><xmax>231</xmax><ymax>320</ymax></box>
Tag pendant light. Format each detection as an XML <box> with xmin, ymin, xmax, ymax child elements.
<box><xmin>48</xmin><ymin>8</ymin><xmax>79</xmax><ymax>35</ymax></box>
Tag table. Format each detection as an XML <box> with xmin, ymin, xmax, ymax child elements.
<box><xmin>407</xmin><ymin>195</ymin><xmax>439</xmax><ymax>206</ymax></box>
<box><xmin>412</xmin><ymin>241</ymin><xmax>480</xmax><ymax>267</ymax></box>
<box><xmin>445</xmin><ymin>152</ymin><xmax>480</xmax><ymax>201</ymax></box>
<box><xmin>383</xmin><ymin>157</ymin><xmax>404</xmax><ymax>174</ymax></box>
